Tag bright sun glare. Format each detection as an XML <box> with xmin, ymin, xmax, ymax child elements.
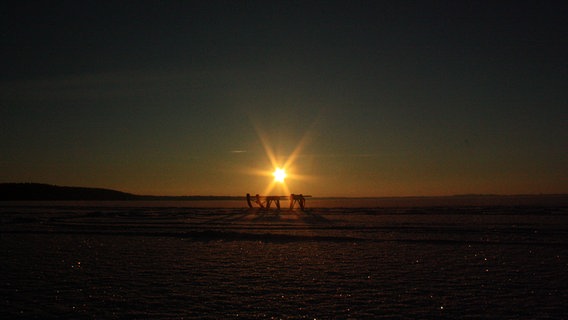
<box><xmin>273</xmin><ymin>168</ymin><xmax>287</xmax><ymax>183</ymax></box>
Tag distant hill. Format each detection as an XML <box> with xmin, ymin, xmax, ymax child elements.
<box><xmin>0</xmin><ymin>183</ymin><xmax>139</xmax><ymax>201</ymax></box>
<box><xmin>0</xmin><ymin>183</ymin><xmax>243</xmax><ymax>201</ymax></box>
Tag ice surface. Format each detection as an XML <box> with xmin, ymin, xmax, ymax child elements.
<box><xmin>2</xmin><ymin>202</ymin><xmax>567</xmax><ymax>318</ymax></box>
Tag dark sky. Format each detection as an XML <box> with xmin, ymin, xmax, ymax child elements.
<box><xmin>1</xmin><ymin>0</ymin><xmax>567</xmax><ymax>196</ymax></box>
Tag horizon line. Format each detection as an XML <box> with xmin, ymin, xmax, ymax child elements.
<box><xmin>2</xmin><ymin>182</ymin><xmax>567</xmax><ymax>199</ymax></box>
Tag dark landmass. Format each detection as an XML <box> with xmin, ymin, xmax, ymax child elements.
<box><xmin>0</xmin><ymin>183</ymin><xmax>242</xmax><ymax>201</ymax></box>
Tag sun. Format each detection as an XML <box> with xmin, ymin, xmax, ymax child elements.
<box><xmin>273</xmin><ymin>168</ymin><xmax>287</xmax><ymax>183</ymax></box>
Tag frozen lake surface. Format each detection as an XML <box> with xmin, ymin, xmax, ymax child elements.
<box><xmin>2</xmin><ymin>202</ymin><xmax>568</xmax><ymax>319</ymax></box>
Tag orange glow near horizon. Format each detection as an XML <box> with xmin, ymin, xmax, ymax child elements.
<box><xmin>246</xmin><ymin>120</ymin><xmax>316</xmax><ymax>196</ymax></box>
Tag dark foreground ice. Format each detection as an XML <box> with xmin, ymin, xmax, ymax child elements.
<box><xmin>1</xmin><ymin>203</ymin><xmax>567</xmax><ymax>319</ymax></box>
